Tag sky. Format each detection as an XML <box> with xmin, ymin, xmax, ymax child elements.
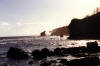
<box><xmin>0</xmin><ymin>0</ymin><xmax>100</xmax><ymax>36</ymax></box>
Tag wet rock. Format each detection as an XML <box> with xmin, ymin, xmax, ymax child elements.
<box><xmin>54</xmin><ymin>48</ymin><xmax>62</xmax><ymax>56</ymax></box>
<box><xmin>28</xmin><ymin>61</ymin><xmax>34</xmax><ymax>65</ymax></box>
<box><xmin>87</xmin><ymin>41</ymin><xmax>98</xmax><ymax>52</ymax></box>
<box><xmin>41</xmin><ymin>48</ymin><xmax>49</xmax><ymax>56</ymax></box>
<box><xmin>67</xmin><ymin>57</ymin><xmax>99</xmax><ymax>66</ymax></box>
<box><xmin>50</xmin><ymin>60</ymin><xmax>57</xmax><ymax>63</ymax></box>
<box><xmin>7</xmin><ymin>47</ymin><xmax>29</xmax><ymax>59</ymax></box>
<box><xmin>32</xmin><ymin>50</ymin><xmax>42</xmax><ymax>60</ymax></box>
<box><xmin>40</xmin><ymin>60</ymin><xmax>57</xmax><ymax>66</ymax></box>
<box><xmin>72</xmin><ymin>53</ymin><xmax>88</xmax><ymax>57</ymax></box>
<box><xmin>48</xmin><ymin>51</ymin><xmax>55</xmax><ymax>56</ymax></box>
<box><xmin>59</xmin><ymin>59</ymin><xmax>68</xmax><ymax>65</ymax></box>
<box><xmin>40</xmin><ymin>61</ymin><xmax>51</xmax><ymax>66</ymax></box>
<box><xmin>32</xmin><ymin>50</ymin><xmax>47</xmax><ymax>60</ymax></box>
<box><xmin>0</xmin><ymin>62</ymin><xmax>9</xmax><ymax>66</ymax></box>
<box><xmin>62</xmin><ymin>47</ymin><xmax>87</xmax><ymax>55</ymax></box>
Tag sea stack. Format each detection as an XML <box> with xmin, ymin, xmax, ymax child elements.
<box><xmin>40</xmin><ymin>31</ymin><xmax>46</xmax><ymax>36</ymax></box>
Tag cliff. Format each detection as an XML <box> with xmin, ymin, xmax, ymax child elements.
<box><xmin>68</xmin><ymin>12</ymin><xmax>100</xmax><ymax>39</ymax></box>
<box><xmin>50</xmin><ymin>26</ymin><xmax>69</xmax><ymax>37</ymax></box>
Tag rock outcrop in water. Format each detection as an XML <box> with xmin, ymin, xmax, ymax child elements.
<box><xmin>87</xmin><ymin>41</ymin><xmax>99</xmax><ymax>52</ymax></box>
<box><xmin>40</xmin><ymin>31</ymin><xmax>46</xmax><ymax>36</ymax></box>
<box><xmin>50</xmin><ymin>26</ymin><xmax>69</xmax><ymax>37</ymax></box>
<box><xmin>7</xmin><ymin>47</ymin><xmax>29</xmax><ymax>59</ymax></box>
<box><xmin>68</xmin><ymin>12</ymin><xmax>100</xmax><ymax>39</ymax></box>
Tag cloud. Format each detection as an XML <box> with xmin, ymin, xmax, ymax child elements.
<box><xmin>0</xmin><ymin>21</ymin><xmax>10</xmax><ymax>26</ymax></box>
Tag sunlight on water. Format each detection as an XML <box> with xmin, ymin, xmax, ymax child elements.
<box><xmin>71</xmin><ymin>40</ymin><xmax>97</xmax><ymax>47</ymax></box>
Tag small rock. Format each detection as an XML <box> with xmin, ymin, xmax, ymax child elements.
<box><xmin>7</xmin><ymin>47</ymin><xmax>29</xmax><ymax>59</ymax></box>
<box><xmin>28</xmin><ymin>61</ymin><xmax>34</xmax><ymax>65</ymax></box>
<box><xmin>0</xmin><ymin>62</ymin><xmax>9</xmax><ymax>66</ymax></box>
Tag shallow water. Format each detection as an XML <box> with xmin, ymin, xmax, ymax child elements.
<box><xmin>0</xmin><ymin>36</ymin><xmax>99</xmax><ymax>66</ymax></box>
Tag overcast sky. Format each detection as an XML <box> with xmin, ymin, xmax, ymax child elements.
<box><xmin>0</xmin><ymin>0</ymin><xmax>100</xmax><ymax>36</ymax></box>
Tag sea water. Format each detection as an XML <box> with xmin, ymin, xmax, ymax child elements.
<box><xmin>0</xmin><ymin>36</ymin><xmax>99</xmax><ymax>66</ymax></box>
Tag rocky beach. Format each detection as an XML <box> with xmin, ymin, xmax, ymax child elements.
<box><xmin>0</xmin><ymin>36</ymin><xmax>99</xmax><ymax>66</ymax></box>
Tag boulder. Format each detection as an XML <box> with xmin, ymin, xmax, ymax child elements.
<box><xmin>41</xmin><ymin>48</ymin><xmax>50</xmax><ymax>56</ymax></box>
<box><xmin>87</xmin><ymin>41</ymin><xmax>98</xmax><ymax>52</ymax></box>
<box><xmin>67</xmin><ymin>57</ymin><xmax>99</xmax><ymax>66</ymax></box>
<box><xmin>54</xmin><ymin>48</ymin><xmax>62</xmax><ymax>56</ymax></box>
<box><xmin>0</xmin><ymin>62</ymin><xmax>9</xmax><ymax>66</ymax></box>
<box><xmin>28</xmin><ymin>61</ymin><xmax>34</xmax><ymax>65</ymax></box>
<box><xmin>32</xmin><ymin>49</ymin><xmax>47</xmax><ymax>60</ymax></box>
<box><xmin>7</xmin><ymin>47</ymin><xmax>29</xmax><ymax>59</ymax></box>
<box><xmin>48</xmin><ymin>51</ymin><xmax>55</xmax><ymax>56</ymax></box>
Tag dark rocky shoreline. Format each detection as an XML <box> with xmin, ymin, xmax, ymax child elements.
<box><xmin>5</xmin><ymin>41</ymin><xmax>100</xmax><ymax>66</ymax></box>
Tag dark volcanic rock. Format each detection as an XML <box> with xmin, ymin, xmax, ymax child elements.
<box><xmin>54</xmin><ymin>48</ymin><xmax>62</xmax><ymax>56</ymax></box>
<box><xmin>41</xmin><ymin>48</ymin><xmax>50</xmax><ymax>56</ymax></box>
<box><xmin>68</xmin><ymin>12</ymin><xmax>100</xmax><ymax>39</ymax></box>
<box><xmin>40</xmin><ymin>60</ymin><xmax>57</xmax><ymax>66</ymax></box>
<box><xmin>32</xmin><ymin>49</ymin><xmax>48</xmax><ymax>60</ymax></box>
<box><xmin>0</xmin><ymin>62</ymin><xmax>9</xmax><ymax>66</ymax></box>
<box><xmin>7</xmin><ymin>47</ymin><xmax>29</xmax><ymax>59</ymax></box>
<box><xmin>62</xmin><ymin>46</ymin><xmax>87</xmax><ymax>54</ymax></box>
<box><xmin>67</xmin><ymin>57</ymin><xmax>99</xmax><ymax>66</ymax></box>
<box><xmin>40</xmin><ymin>61</ymin><xmax>51</xmax><ymax>66</ymax></box>
<box><xmin>87</xmin><ymin>41</ymin><xmax>99</xmax><ymax>52</ymax></box>
<box><xmin>60</xmin><ymin>59</ymin><xmax>68</xmax><ymax>65</ymax></box>
<box><xmin>48</xmin><ymin>51</ymin><xmax>55</xmax><ymax>56</ymax></box>
<box><xmin>40</xmin><ymin>31</ymin><xmax>46</xmax><ymax>36</ymax></box>
<box><xmin>28</xmin><ymin>61</ymin><xmax>34</xmax><ymax>65</ymax></box>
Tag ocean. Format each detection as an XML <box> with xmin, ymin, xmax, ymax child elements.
<box><xmin>0</xmin><ymin>36</ymin><xmax>99</xmax><ymax>66</ymax></box>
